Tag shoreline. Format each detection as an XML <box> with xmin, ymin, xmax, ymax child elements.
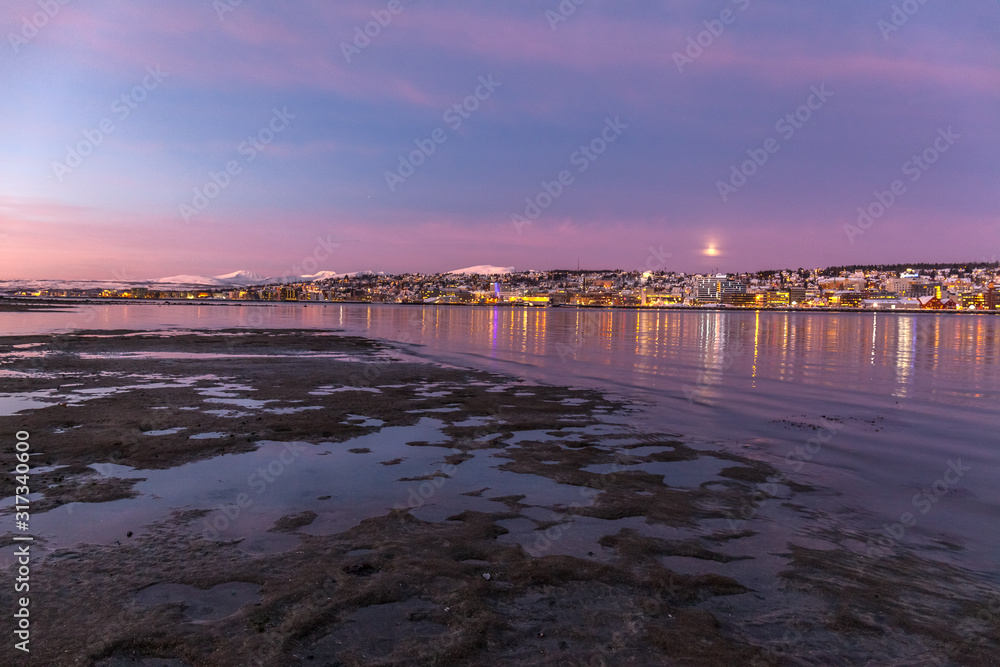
<box><xmin>0</xmin><ymin>329</ymin><xmax>790</xmax><ymax>665</ymax></box>
<box><xmin>3</xmin><ymin>295</ymin><xmax>997</xmax><ymax>315</ymax></box>
<box><xmin>1</xmin><ymin>329</ymin><xmax>996</xmax><ymax>664</ymax></box>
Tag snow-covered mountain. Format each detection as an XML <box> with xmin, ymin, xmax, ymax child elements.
<box><xmin>1</xmin><ymin>267</ymin><xmax>510</xmax><ymax>294</ymax></box>
<box><xmin>153</xmin><ymin>270</ymin><xmax>347</xmax><ymax>286</ymax></box>
<box><xmin>0</xmin><ymin>279</ymin><xmax>152</xmax><ymax>292</ymax></box>
<box><xmin>153</xmin><ymin>270</ymin><xmax>269</xmax><ymax>286</ymax></box>
<box><xmin>447</xmin><ymin>265</ymin><xmax>515</xmax><ymax>276</ymax></box>
<box><xmin>215</xmin><ymin>270</ymin><xmax>267</xmax><ymax>283</ymax></box>
<box><xmin>0</xmin><ymin>270</ymin><xmax>345</xmax><ymax>293</ymax></box>
<box><xmin>266</xmin><ymin>270</ymin><xmax>353</xmax><ymax>284</ymax></box>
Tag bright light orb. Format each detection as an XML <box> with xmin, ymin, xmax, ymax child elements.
<box><xmin>703</xmin><ymin>246</ymin><xmax>719</xmax><ymax>257</ymax></box>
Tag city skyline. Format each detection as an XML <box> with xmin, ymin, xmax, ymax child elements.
<box><xmin>4</xmin><ymin>258</ymin><xmax>999</xmax><ymax>288</ymax></box>
<box><xmin>2</xmin><ymin>1</ymin><xmax>998</xmax><ymax>279</ymax></box>
<box><xmin>11</xmin><ymin>261</ymin><xmax>999</xmax><ymax>313</ymax></box>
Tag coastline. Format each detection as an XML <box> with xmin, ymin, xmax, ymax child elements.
<box><xmin>1</xmin><ymin>329</ymin><xmax>997</xmax><ymax>664</ymax></box>
<box><xmin>0</xmin><ymin>329</ymin><xmax>787</xmax><ymax>665</ymax></box>
<box><xmin>4</xmin><ymin>295</ymin><xmax>997</xmax><ymax>315</ymax></box>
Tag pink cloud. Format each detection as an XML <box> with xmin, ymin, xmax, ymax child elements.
<box><xmin>27</xmin><ymin>2</ymin><xmax>997</xmax><ymax>121</ymax></box>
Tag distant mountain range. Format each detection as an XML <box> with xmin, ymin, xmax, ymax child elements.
<box><xmin>153</xmin><ymin>270</ymin><xmax>347</xmax><ymax>287</ymax></box>
<box><xmin>0</xmin><ymin>266</ymin><xmax>515</xmax><ymax>293</ymax></box>
<box><xmin>0</xmin><ymin>270</ymin><xmax>344</xmax><ymax>293</ymax></box>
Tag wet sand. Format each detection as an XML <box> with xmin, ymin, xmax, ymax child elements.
<box><xmin>0</xmin><ymin>330</ymin><xmax>997</xmax><ymax>665</ymax></box>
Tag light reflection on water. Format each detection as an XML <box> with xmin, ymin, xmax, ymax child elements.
<box><xmin>2</xmin><ymin>303</ymin><xmax>999</xmax><ymax>573</ymax></box>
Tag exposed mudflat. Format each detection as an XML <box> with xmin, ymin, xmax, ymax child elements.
<box><xmin>0</xmin><ymin>301</ymin><xmax>73</xmax><ymax>313</ymax></box>
<box><xmin>0</xmin><ymin>330</ymin><xmax>996</xmax><ymax>666</ymax></box>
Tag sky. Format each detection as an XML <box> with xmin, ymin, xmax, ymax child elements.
<box><xmin>0</xmin><ymin>0</ymin><xmax>998</xmax><ymax>280</ymax></box>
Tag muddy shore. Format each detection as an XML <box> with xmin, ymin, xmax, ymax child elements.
<box><xmin>1</xmin><ymin>330</ymin><xmax>997</xmax><ymax>665</ymax></box>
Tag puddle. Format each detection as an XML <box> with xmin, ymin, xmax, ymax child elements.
<box><xmin>133</xmin><ymin>582</ymin><xmax>261</xmax><ymax>623</ymax></box>
<box><xmin>406</xmin><ymin>448</ymin><xmax>600</xmax><ymax>523</ymax></box>
<box><xmin>310</xmin><ymin>385</ymin><xmax>381</xmax><ymax>395</ymax></box>
<box><xmin>203</xmin><ymin>409</ymin><xmax>250</xmax><ymax>418</ymax></box>
<box><xmin>345</xmin><ymin>548</ymin><xmax>376</xmax><ymax>557</ymax></box>
<box><xmin>451</xmin><ymin>416</ymin><xmax>492</xmax><ymax>427</ymax></box>
<box><xmin>0</xmin><ymin>370</ymin><xmax>52</xmax><ymax>378</ymax></box>
<box><xmin>145</xmin><ymin>428</ymin><xmax>187</xmax><ymax>436</ymax></box>
<box><xmin>505</xmin><ymin>429</ymin><xmax>569</xmax><ymax>445</ymax></box>
<box><xmin>195</xmin><ymin>383</ymin><xmax>257</xmax><ymax>398</ymax></box>
<box><xmin>23</xmin><ymin>419</ymin><xmax>454</xmax><ymax>548</ymax></box>
<box><xmin>203</xmin><ymin>397</ymin><xmax>275</xmax><ymax>409</ymax></box>
<box><xmin>15</xmin><ymin>412</ymin><xmax>735</xmax><ymax>569</ymax></box>
<box><xmin>32</xmin><ymin>464</ymin><xmax>69</xmax><ymax>474</ymax></box>
<box><xmin>189</xmin><ymin>432</ymin><xmax>228</xmax><ymax>440</ymax></box>
<box><xmin>343</xmin><ymin>415</ymin><xmax>385</xmax><ymax>428</ymax></box>
<box><xmin>0</xmin><ymin>392</ymin><xmax>57</xmax><ymax>416</ymax></box>
<box><xmin>92</xmin><ymin>463</ymin><xmax>137</xmax><ymax>477</ymax></box>
<box><xmin>1</xmin><ymin>378</ymin><xmax>266</xmax><ymax>417</ymax></box>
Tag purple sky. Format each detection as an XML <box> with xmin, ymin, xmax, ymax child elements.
<box><xmin>1</xmin><ymin>0</ymin><xmax>998</xmax><ymax>280</ymax></box>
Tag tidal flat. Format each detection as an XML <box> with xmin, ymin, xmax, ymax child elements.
<box><xmin>0</xmin><ymin>330</ymin><xmax>996</xmax><ymax>665</ymax></box>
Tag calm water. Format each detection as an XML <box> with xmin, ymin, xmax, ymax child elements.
<box><xmin>4</xmin><ymin>303</ymin><xmax>999</xmax><ymax>578</ymax></box>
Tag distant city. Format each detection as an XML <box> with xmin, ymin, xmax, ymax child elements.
<box><xmin>7</xmin><ymin>262</ymin><xmax>1000</xmax><ymax>311</ymax></box>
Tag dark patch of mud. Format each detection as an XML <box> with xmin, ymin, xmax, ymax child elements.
<box><xmin>269</xmin><ymin>511</ymin><xmax>317</xmax><ymax>533</ymax></box>
<box><xmin>0</xmin><ymin>300</ymin><xmax>73</xmax><ymax>312</ymax></box>
<box><xmin>31</xmin><ymin>475</ymin><xmax>145</xmax><ymax>513</ymax></box>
